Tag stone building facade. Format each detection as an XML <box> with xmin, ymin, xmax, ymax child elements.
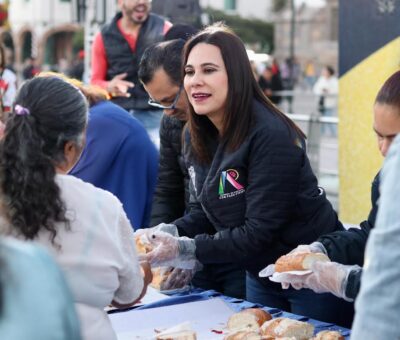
<box><xmin>273</xmin><ymin>0</ymin><xmax>338</xmax><ymax>71</ymax></box>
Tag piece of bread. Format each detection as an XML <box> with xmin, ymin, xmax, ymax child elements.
<box><xmin>311</xmin><ymin>330</ymin><xmax>344</xmax><ymax>340</ymax></box>
<box><xmin>156</xmin><ymin>330</ymin><xmax>197</xmax><ymax>340</ymax></box>
<box><xmin>224</xmin><ymin>330</ymin><xmax>263</xmax><ymax>340</ymax></box>
<box><xmin>275</xmin><ymin>253</ymin><xmax>330</xmax><ymax>273</ymax></box>
<box><xmin>135</xmin><ymin>235</ymin><xmax>153</xmax><ymax>254</ymax></box>
<box><xmin>260</xmin><ymin>317</ymin><xmax>314</xmax><ymax>340</ymax></box>
<box><xmin>135</xmin><ymin>236</ymin><xmax>174</xmax><ymax>290</ymax></box>
<box><xmin>150</xmin><ymin>267</ymin><xmax>173</xmax><ymax>290</ymax></box>
<box><xmin>227</xmin><ymin>308</ymin><xmax>272</xmax><ymax>332</ymax></box>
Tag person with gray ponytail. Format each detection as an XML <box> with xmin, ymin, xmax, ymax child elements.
<box><xmin>0</xmin><ymin>76</ymin><xmax>152</xmax><ymax>340</ymax></box>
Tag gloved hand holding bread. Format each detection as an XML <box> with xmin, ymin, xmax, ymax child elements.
<box><xmin>263</xmin><ymin>245</ymin><xmax>360</xmax><ymax>301</ymax></box>
<box><xmin>134</xmin><ymin>226</ymin><xmax>202</xmax><ymax>290</ymax></box>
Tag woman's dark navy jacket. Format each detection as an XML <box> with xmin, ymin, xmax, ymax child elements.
<box><xmin>173</xmin><ymin>100</ymin><xmax>343</xmax><ymax>283</ymax></box>
<box><xmin>318</xmin><ymin>173</ymin><xmax>380</xmax><ymax>299</ymax></box>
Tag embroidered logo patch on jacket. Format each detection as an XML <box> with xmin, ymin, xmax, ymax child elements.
<box><xmin>218</xmin><ymin>169</ymin><xmax>245</xmax><ymax>199</ymax></box>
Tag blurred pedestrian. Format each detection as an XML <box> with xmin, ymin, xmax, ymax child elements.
<box><xmin>22</xmin><ymin>57</ymin><xmax>40</xmax><ymax>80</ymax></box>
<box><xmin>0</xmin><ymin>44</ymin><xmax>17</xmax><ymax>119</ymax></box>
<box><xmin>258</xmin><ymin>65</ymin><xmax>283</xmax><ymax>105</ymax></box>
<box><xmin>270</xmin><ymin>57</ymin><xmax>280</xmax><ymax>76</ymax></box>
<box><xmin>280</xmin><ymin>57</ymin><xmax>299</xmax><ymax>112</ymax></box>
<box><xmin>313</xmin><ymin>65</ymin><xmax>338</xmax><ymax>137</ymax></box>
<box><xmin>303</xmin><ymin>60</ymin><xmax>316</xmax><ymax>90</ymax></box>
<box><xmin>68</xmin><ymin>50</ymin><xmax>85</xmax><ymax>81</ymax></box>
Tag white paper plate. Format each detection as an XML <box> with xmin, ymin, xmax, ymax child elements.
<box><xmin>269</xmin><ymin>270</ymin><xmax>312</xmax><ymax>283</ymax></box>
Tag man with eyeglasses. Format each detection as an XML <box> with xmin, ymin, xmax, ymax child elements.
<box><xmin>138</xmin><ymin>38</ymin><xmax>246</xmax><ymax>299</ymax></box>
<box><xmin>139</xmin><ymin>39</ymin><xmax>188</xmax><ymax>225</ymax></box>
<box><xmin>91</xmin><ymin>0</ymin><xmax>172</xmax><ymax>144</ymax></box>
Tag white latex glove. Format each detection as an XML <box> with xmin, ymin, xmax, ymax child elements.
<box><xmin>139</xmin><ymin>231</ymin><xmax>179</xmax><ymax>265</ymax></box>
<box><xmin>140</xmin><ymin>231</ymin><xmax>201</xmax><ymax>271</ymax></box>
<box><xmin>289</xmin><ymin>242</ymin><xmax>327</xmax><ymax>255</ymax></box>
<box><xmin>134</xmin><ymin>223</ymin><xmax>179</xmax><ymax>240</ymax></box>
<box><xmin>259</xmin><ymin>242</ymin><xmax>327</xmax><ymax>289</ymax></box>
<box><xmin>160</xmin><ymin>268</ymin><xmax>194</xmax><ymax>291</ymax></box>
<box><xmin>275</xmin><ymin>261</ymin><xmax>359</xmax><ymax>301</ymax></box>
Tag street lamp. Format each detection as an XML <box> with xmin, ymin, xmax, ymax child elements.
<box><xmin>288</xmin><ymin>0</ymin><xmax>295</xmax><ymax>112</ymax></box>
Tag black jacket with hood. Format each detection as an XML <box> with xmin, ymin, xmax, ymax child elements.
<box><xmin>150</xmin><ymin>115</ymin><xmax>189</xmax><ymax>225</ymax></box>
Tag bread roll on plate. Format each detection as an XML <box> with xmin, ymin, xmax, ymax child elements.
<box><xmin>275</xmin><ymin>253</ymin><xmax>330</xmax><ymax>273</ymax></box>
<box><xmin>261</xmin><ymin>317</ymin><xmax>314</xmax><ymax>339</ymax></box>
<box><xmin>227</xmin><ymin>308</ymin><xmax>272</xmax><ymax>332</ymax></box>
<box><xmin>135</xmin><ymin>235</ymin><xmax>153</xmax><ymax>254</ymax></box>
<box><xmin>311</xmin><ymin>330</ymin><xmax>344</xmax><ymax>340</ymax></box>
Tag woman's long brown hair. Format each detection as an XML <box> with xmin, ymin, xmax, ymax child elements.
<box><xmin>183</xmin><ymin>24</ymin><xmax>305</xmax><ymax>164</ymax></box>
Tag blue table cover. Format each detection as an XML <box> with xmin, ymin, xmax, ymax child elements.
<box><xmin>110</xmin><ymin>288</ymin><xmax>351</xmax><ymax>339</ymax></box>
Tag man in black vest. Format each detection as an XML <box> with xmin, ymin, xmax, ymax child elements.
<box><xmin>91</xmin><ymin>0</ymin><xmax>172</xmax><ymax>144</ymax></box>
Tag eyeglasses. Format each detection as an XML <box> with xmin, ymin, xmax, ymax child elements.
<box><xmin>148</xmin><ymin>85</ymin><xmax>183</xmax><ymax>110</ymax></box>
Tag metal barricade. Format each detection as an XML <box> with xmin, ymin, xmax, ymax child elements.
<box><xmin>284</xmin><ymin>110</ymin><xmax>339</xmax><ymax>211</ymax></box>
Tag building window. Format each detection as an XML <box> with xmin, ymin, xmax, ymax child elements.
<box><xmin>224</xmin><ymin>0</ymin><xmax>236</xmax><ymax>11</ymax></box>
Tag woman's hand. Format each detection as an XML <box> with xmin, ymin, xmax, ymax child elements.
<box><xmin>161</xmin><ymin>268</ymin><xmax>194</xmax><ymax>290</ymax></box>
<box><xmin>140</xmin><ymin>231</ymin><xmax>202</xmax><ymax>271</ymax></box>
<box><xmin>140</xmin><ymin>231</ymin><xmax>180</xmax><ymax>266</ymax></box>
<box><xmin>289</xmin><ymin>242</ymin><xmax>327</xmax><ymax>255</ymax></box>
<box><xmin>134</xmin><ymin>223</ymin><xmax>179</xmax><ymax>240</ymax></box>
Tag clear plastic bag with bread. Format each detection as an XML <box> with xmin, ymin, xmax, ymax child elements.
<box><xmin>135</xmin><ymin>230</ymin><xmax>194</xmax><ymax>291</ymax></box>
<box><xmin>139</xmin><ymin>230</ymin><xmax>202</xmax><ymax>272</ymax></box>
<box><xmin>134</xmin><ymin>223</ymin><xmax>179</xmax><ymax>241</ymax></box>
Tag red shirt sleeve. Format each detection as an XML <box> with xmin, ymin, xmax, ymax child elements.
<box><xmin>90</xmin><ymin>32</ymin><xmax>109</xmax><ymax>89</ymax></box>
<box><xmin>90</xmin><ymin>21</ymin><xmax>172</xmax><ymax>89</ymax></box>
<box><xmin>163</xmin><ymin>21</ymin><xmax>173</xmax><ymax>34</ymax></box>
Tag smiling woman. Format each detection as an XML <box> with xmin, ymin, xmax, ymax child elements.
<box><xmin>138</xmin><ymin>23</ymin><xmax>354</xmax><ymax>327</ymax></box>
<box><xmin>184</xmin><ymin>43</ymin><xmax>229</xmax><ymax>132</ymax></box>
